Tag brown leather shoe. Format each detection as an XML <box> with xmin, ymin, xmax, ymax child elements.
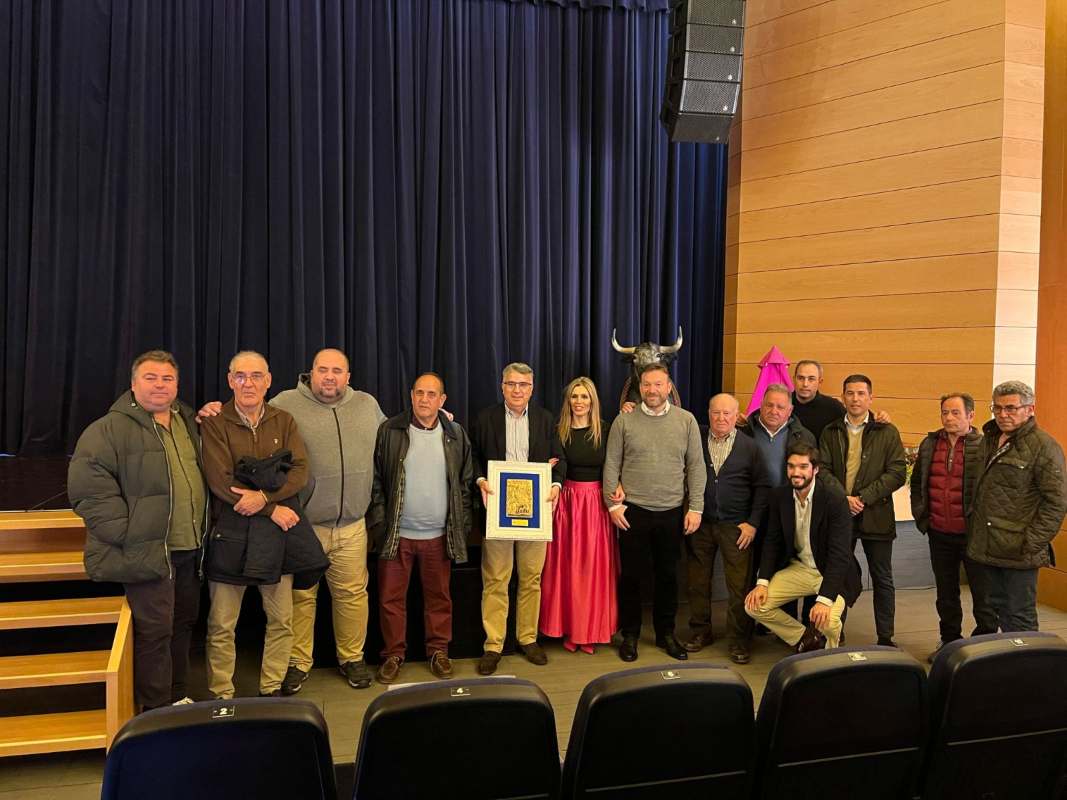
<box><xmin>376</xmin><ymin>656</ymin><xmax>403</xmax><ymax>685</ymax></box>
<box><xmin>429</xmin><ymin>651</ymin><xmax>453</xmax><ymax>679</ymax></box>
<box><xmin>477</xmin><ymin>651</ymin><xmax>502</xmax><ymax>676</ymax></box>
<box><xmin>683</xmin><ymin>631</ymin><xmax>715</xmax><ymax>653</ymax></box>
<box><xmin>728</xmin><ymin>644</ymin><xmax>751</xmax><ymax>664</ymax></box>
<box><xmin>517</xmin><ymin>641</ymin><xmax>548</xmax><ymax>666</ymax></box>
<box><xmin>795</xmin><ymin>624</ymin><xmax>827</xmax><ymax>654</ymax></box>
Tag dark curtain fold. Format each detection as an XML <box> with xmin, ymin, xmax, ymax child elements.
<box><xmin>0</xmin><ymin>0</ymin><xmax>726</xmax><ymax>456</ymax></box>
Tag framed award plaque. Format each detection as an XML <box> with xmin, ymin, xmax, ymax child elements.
<box><xmin>484</xmin><ymin>460</ymin><xmax>554</xmax><ymax>541</ymax></box>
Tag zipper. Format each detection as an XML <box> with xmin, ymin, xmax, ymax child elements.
<box><xmin>334</xmin><ymin>408</ymin><xmax>345</xmax><ymax>527</ymax></box>
<box><xmin>152</xmin><ymin>423</ymin><xmax>175</xmax><ymax>579</ymax></box>
<box><xmin>389</xmin><ymin>457</ymin><xmax>406</xmax><ymax>556</ymax></box>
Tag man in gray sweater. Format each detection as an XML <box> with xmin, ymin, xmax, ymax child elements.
<box><xmin>272</xmin><ymin>349</ymin><xmax>386</xmax><ymax>692</ymax></box>
<box><xmin>603</xmin><ymin>363</ymin><xmax>707</xmax><ymax>662</ymax></box>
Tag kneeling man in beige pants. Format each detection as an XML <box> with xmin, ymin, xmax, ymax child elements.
<box><xmin>745</xmin><ymin>443</ymin><xmax>862</xmax><ymax>652</ymax></box>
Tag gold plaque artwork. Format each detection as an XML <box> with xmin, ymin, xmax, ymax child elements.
<box><xmin>505</xmin><ymin>478</ymin><xmax>534</xmax><ymax>518</ymax></box>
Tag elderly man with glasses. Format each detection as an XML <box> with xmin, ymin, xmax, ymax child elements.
<box><xmin>200</xmin><ymin>350</ymin><xmax>309</xmax><ymax>698</ymax></box>
<box><xmin>470</xmin><ymin>362</ymin><xmax>565</xmax><ymax>674</ymax></box>
<box><xmin>968</xmin><ymin>381</ymin><xmax>1067</xmax><ymax>632</ymax></box>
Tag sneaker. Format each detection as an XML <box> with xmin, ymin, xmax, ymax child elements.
<box><xmin>339</xmin><ymin>660</ymin><xmax>372</xmax><ymax>689</ymax></box>
<box><xmin>429</xmin><ymin>651</ymin><xmax>453</xmax><ymax>679</ymax></box>
<box><xmin>281</xmin><ymin>664</ymin><xmax>309</xmax><ymax>696</ymax></box>
<box><xmin>171</xmin><ymin>697</ymin><xmax>195</xmax><ymax>706</ymax></box>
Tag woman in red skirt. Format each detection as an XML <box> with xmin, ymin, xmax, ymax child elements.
<box><xmin>540</xmin><ymin>377</ymin><xmax>619</xmax><ymax>653</ymax></box>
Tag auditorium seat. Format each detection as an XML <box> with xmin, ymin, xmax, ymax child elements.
<box><xmin>755</xmin><ymin>646</ymin><xmax>927</xmax><ymax>800</ymax></box>
<box><xmin>561</xmin><ymin>663</ymin><xmax>754</xmax><ymax>799</ymax></box>
<box><xmin>353</xmin><ymin>677</ymin><xmax>560</xmax><ymax>799</ymax></box>
<box><xmin>101</xmin><ymin>697</ymin><xmax>336</xmax><ymax>800</ymax></box>
<box><xmin>922</xmin><ymin>632</ymin><xmax>1067</xmax><ymax>800</ymax></box>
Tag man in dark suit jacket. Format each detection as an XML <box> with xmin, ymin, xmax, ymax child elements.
<box><xmin>744</xmin><ymin>442</ymin><xmax>862</xmax><ymax>651</ymax></box>
<box><xmin>470</xmin><ymin>362</ymin><xmax>566</xmax><ymax>675</ymax></box>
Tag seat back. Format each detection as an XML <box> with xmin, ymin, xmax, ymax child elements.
<box><xmin>561</xmin><ymin>663</ymin><xmax>754</xmax><ymax>799</ymax></box>
<box><xmin>923</xmin><ymin>632</ymin><xmax>1067</xmax><ymax>800</ymax></box>
<box><xmin>101</xmin><ymin>698</ymin><xmax>336</xmax><ymax>800</ymax></box>
<box><xmin>755</xmin><ymin>647</ymin><xmax>927</xmax><ymax>800</ymax></box>
<box><xmin>353</xmin><ymin>677</ymin><xmax>560</xmax><ymax>800</ymax></box>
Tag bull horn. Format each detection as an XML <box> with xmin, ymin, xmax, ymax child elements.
<box><xmin>661</xmin><ymin>326</ymin><xmax>683</xmax><ymax>354</ymax></box>
<box><xmin>611</xmin><ymin>328</ymin><xmax>636</xmax><ymax>354</ymax></box>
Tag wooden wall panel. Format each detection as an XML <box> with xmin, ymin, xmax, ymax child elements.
<box><xmin>1035</xmin><ymin>0</ymin><xmax>1065</xmax><ymax>609</ymax></box>
<box><xmin>724</xmin><ymin>1</ymin><xmax>1043</xmax><ymax>447</ymax></box>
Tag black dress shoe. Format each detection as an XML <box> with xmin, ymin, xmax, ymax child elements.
<box><xmin>656</xmin><ymin>634</ymin><xmax>688</xmax><ymax>661</ymax></box>
<box><xmin>682</xmin><ymin>631</ymin><xmax>714</xmax><ymax>653</ymax></box>
<box><xmin>618</xmin><ymin>636</ymin><xmax>639</xmax><ymax>662</ymax></box>
<box><xmin>877</xmin><ymin>637</ymin><xmax>897</xmax><ymax>647</ymax></box>
<box><xmin>795</xmin><ymin>624</ymin><xmax>827</xmax><ymax>654</ymax></box>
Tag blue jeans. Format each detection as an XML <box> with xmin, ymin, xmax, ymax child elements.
<box><xmin>977</xmin><ymin>564</ymin><xmax>1039</xmax><ymax>632</ymax></box>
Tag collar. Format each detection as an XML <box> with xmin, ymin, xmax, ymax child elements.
<box><xmin>794</xmin><ymin>480</ymin><xmax>816</xmax><ymax>507</ymax></box>
<box><xmin>758</xmin><ymin>416</ymin><xmax>789</xmax><ymax>439</ymax></box>
<box><xmin>411</xmin><ymin>414</ymin><xmax>441</xmax><ymax>431</ymax></box>
<box><xmin>505</xmin><ymin>404</ymin><xmax>529</xmax><ymax>420</ymax></box>
<box><xmin>845</xmin><ymin>412</ymin><xmax>870</xmax><ymax>432</ymax></box>
<box><xmin>709</xmin><ymin>427</ymin><xmax>736</xmax><ymax>444</ymax></box>
<box><xmin>640</xmin><ymin>400</ymin><xmax>670</xmax><ymax>417</ymax></box>
<box><xmin>235</xmin><ymin>403</ymin><xmax>266</xmax><ymax>430</ymax></box>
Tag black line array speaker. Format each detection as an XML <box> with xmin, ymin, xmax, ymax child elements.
<box><xmin>661</xmin><ymin>0</ymin><xmax>746</xmax><ymax>144</ymax></box>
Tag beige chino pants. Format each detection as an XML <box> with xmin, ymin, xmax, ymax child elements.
<box><xmin>206</xmin><ymin>575</ymin><xmax>294</xmax><ymax>698</ymax></box>
<box><xmin>289</xmin><ymin>519</ymin><xmax>369</xmax><ymax>670</ymax></box>
<box><xmin>481</xmin><ymin>538</ymin><xmax>547</xmax><ymax>651</ymax></box>
<box><xmin>746</xmin><ymin>560</ymin><xmax>847</xmax><ymax>648</ymax></box>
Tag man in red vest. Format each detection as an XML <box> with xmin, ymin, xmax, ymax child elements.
<box><xmin>910</xmin><ymin>393</ymin><xmax>997</xmax><ymax>661</ymax></box>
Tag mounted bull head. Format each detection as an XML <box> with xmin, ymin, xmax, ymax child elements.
<box><xmin>612</xmin><ymin>327</ymin><xmax>684</xmax><ymax>408</ymax></box>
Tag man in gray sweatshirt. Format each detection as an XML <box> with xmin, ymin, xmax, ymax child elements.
<box><xmin>272</xmin><ymin>349</ymin><xmax>386</xmax><ymax>692</ymax></box>
<box><xmin>603</xmin><ymin>363</ymin><xmax>706</xmax><ymax>662</ymax></box>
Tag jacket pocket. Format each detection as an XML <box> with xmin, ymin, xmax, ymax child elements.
<box><xmin>206</xmin><ymin>528</ymin><xmax>248</xmax><ymax>578</ymax></box>
<box><xmin>985</xmin><ymin>516</ymin><xmax>1026</xmax><ymax>560</ymax></box>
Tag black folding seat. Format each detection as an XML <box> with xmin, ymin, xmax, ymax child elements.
<box><xmin>101</xmin><ymin>697</ymin><xmax>336</xmax><ymax>800</ymax></box>
<box><xmin>922</xmin><ymin>631</ymin><xmax>1067</xmax><ymax>800</ymax></box>
<box><xmin>755</xmin><ymin>646</ymin><xmax>927</xmax><ymax>799</ymax></box>
<box><xmin>353</xmin><ymin>677</ymin><xmax>560</xmax><ymax>799</ymax></box>
<box><xmin>561</xmin><ymin>663</ymin><xmax>755</xmax><ymax>799</ymax></box>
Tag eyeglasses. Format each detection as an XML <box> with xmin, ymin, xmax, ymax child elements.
<box><xmin>233</xmin><ymin>372</ymin><xmax>266</xmax><ymax>385</ymax></box>
<box><xmin>502</xmin><ymin>381</ymin><xmax>532</xmax><ymax>390</ymax></box>
<box><xmin>991</xmin><ymin>403</ymin><xmax>1029</xmax><ymax>414</ymax></box>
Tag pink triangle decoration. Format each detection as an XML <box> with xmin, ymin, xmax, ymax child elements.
<box><xmin>745</xmin><ymin>346</ymin><xmax>794</xmax><ymax>417</ymax></box>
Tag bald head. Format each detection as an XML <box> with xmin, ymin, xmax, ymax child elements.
<box><xmin>309</xmin><ymin>348</ymin><xmax>351</xmax><ymax>404</ymax></box>
<box><xmin>313</xmin><ymin>348</ymin><xmax>350</xmax><ymax>372</ymax></box>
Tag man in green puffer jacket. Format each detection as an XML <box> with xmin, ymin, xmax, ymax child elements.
<box><xmin>68</xmin><ymin>350</ymin><xmax>207</xmax><ymax>710</ymax></box>
<box><xmin>969</xmin><ymin>381</ymin><xmax>1067</xmax><ymax>632</ymax></box>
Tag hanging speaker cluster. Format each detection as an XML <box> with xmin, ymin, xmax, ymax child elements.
<box><xmin>661</xmin><ymin>0</ymin><xmax>746</xmax><ymax>145</ymax></box>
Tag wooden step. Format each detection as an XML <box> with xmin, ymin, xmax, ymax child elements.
<box><xmin>0</xmin><ymin>510</ymin><xmax>84</xmax><ymax>530</ymax></box>
<box><xmin>0</xmin><ymin>651</ymin><xmax>110</xmax><ymax>689</ymax></box>
<box><xmin>0</xmin><ymin>596</ymin><xmax>124</xmax><ymax>630</ymax></box>
<box><xmin>0</xmin><ymin>710</ymin><xmax>107</xmax><ymax>756</ymax></box>
<box><xmin>0</xmin><ymin>550</ymin><xmax>87</xmax><ymax>582</ymax></box>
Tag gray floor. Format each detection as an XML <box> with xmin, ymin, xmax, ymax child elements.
<box><xmin>3</xmin><ymin>527</ymin><xmax>1062</xmax><ymax>799</ymax></box>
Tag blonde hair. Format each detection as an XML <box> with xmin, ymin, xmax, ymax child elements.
<box><xmin>557</xmin><ymin>377</ymin><xmax>602</xmax><ymax>449</ymax></box>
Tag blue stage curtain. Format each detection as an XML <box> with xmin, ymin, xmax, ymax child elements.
<box><xmin>0</xmin><ymin>0</ymin><xmax>726</xmax><ymax>455</ymax></box>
